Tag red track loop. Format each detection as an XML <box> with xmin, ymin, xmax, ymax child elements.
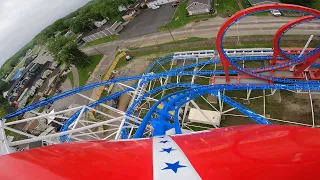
<box><xmin>216</xmin><ymin>3</ymin><xmax>320</xmax><ymax>82</ymax></box>
<box><xmin>272</xmin><ymin>15</ymin><xmax>315</xmax><ymax>64</ymax></box>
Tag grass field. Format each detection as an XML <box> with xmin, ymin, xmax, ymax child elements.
<box><xmin>84</xmin><ymin>35</ymin><xmax>118</xmax><ymax>48</ymax></box>
<box><xmin>216</xmin><ymin>0</ymin><xmax>240</xmax><ymax>16</ymax></box>
<box><xmin>312</xmin><ymin>0</ymin><xmax>320</xmax><ymax>9</ymax></box>
<box><xmin>114</xmin><ymin>56</ymin><xmax>128</xmax><ymax>70</ymax></box>
<box><xmin>77</xmin><ymin>55</ymin><xmax>103</xmax><ymax>86</ymax></box>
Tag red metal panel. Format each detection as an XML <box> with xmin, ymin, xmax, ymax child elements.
<box><xmin>294</xmin><ymin>53</ymin><xmax>320</xmax><ymax>76</ymax></box>
<box><xmin>315</xmin><ymin>69</ymin><xmax>320</xmax><ymax>77</ymax></box>
<box><xmin>173</xmin><ymin>125</ymin><xmax>320</xmax><ymax>180</ymax></box>
<box><xmin>0</xmin><ymin>139</ymin><xmax>153</xmax><ymax>180</ymax></box>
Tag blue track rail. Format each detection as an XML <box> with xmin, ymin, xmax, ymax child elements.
<box><xmin>3</xmin><ymin>52</ymin><xmax>320</xmax><ymax>141</ymax></box>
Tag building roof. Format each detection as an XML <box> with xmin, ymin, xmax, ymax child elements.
<box><xmin>83</xmin><ymin>21</ymin><xmax>122</xmax><ymax>38</ymax></box>
<box><xmin>7</xmin><ymin>62</ymin><xmax>35</xmax><ymax>95</ymax></box>
<box><xmin>248</xmin><ymin>0</ymin><xmax>279</xmax><ymax>6</ymax></box>
<box><xmin>187</xmin><ymin>0</ymin><xmax>211</xmax><ymax>7</ymax></box>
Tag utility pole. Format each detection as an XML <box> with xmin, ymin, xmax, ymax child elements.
<box><xmin>164</xmin><ymin>22</ymin><xmax>176</xmax><ymax>43</ymax></box>
<box><xmin>88</xmin><ymin>26</ymin><xmax>104</xmax><ymax>55</ymax></box>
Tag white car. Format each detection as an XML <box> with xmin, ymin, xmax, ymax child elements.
<box><xmin>270</xmin><ymin>9</ymin><xmax>281</xmax><ymax>17</ymax></box>
<box><xmin>152</xmin><ymin>5</ymin><xmax>160</xmax><ymax>10</ymax></box>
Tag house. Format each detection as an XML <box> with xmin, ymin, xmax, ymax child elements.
<box><xmin>122</xmin><ymin>0</ymin><xmax>145</xmax><ymax>21</ymax></box>
<box><xmin>82</xmin><ymin>21</ymin><xmax>124</xmax><ymax>43</ymax></box>
<box><xmin>94</xmin><ymin>19</ymin><xmax>108</xmax><ymax>28</ymax></box>
<box><xmin>118</xmin><ymin>5</ymin><xmax>127</xmax><ymax>12</ymax></box>
<box><xmin>187</xmin><ymin>0</ymin><xmax>212</xmax><ymax>15</ymax></box>
<box><xmin>146</xmin><ymin>0</ymin><xmax>177</xmax><ymax>9</ymax></box>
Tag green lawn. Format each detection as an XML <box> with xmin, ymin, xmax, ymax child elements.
<box><xmin>240</xmin><ymin>0</ymin><xmax>251</xmax><ymax>9</ymax></box>
<box><xmin>114</xmin><ymin>56</ymin><xmax>128</xmax><ymax>70</ymax></box>
<box><xmin>67</xmin><ymin>71</ymin><xmax>74</xmax><ymax>87</ymax></box>
<box><xmin>158</xmin><ymin>0</ymin><xmax>216</xmax><ymax>31</ymax></box>
<box><xmin>216</xmin><ymin>0</ymin><xmax>240</xmax><ymax>16</ymax></box>
<box><xmin>312</xmin><ymin>0</ymin><xmax>320</xmax><ymax>9</ymax></box>
<box><xmin>77</xmin><ymin>55</ymin><xmax>104</xmax><ymax>86</ymax></box>
<box><xmin>84</xmin><ymin>35</ymin><xmax>118</xmax><ymax>48</ymax></box>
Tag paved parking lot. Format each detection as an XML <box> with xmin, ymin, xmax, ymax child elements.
<box><xmin>118</xmin><ymin>3</ymin><xmax>176</xmax><ymax>40</ymax></box>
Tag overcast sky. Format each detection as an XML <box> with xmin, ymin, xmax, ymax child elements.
<box><xmin>0</xmin><ymin>0</ymin><xmax>91</xmax><ymax>66</ymax></box>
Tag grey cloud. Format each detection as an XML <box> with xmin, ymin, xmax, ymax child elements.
<box><xmin>0</xmin><ymin>0</ymin><xmax>91</xmax><ymax>66</ymax></box>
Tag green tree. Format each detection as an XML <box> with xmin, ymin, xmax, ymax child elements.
<box><xmin>47</xmin><ymin>35</ymin><xmax>88</xmax><ymax>66</ymax></box>
<box><xmin>69</xmin><ymin>16</ymin><xmax>93</xmax><ymax>34</ymax></box>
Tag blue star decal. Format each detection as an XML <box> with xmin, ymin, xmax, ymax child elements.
<box><xmin>159</xmin><ymin>140</ymin><xmax>169</xmax><ymax>144</ymax></box>
<box><xmin>160</xmin><ymin>147</ymin><xmax>176</xmax><ymax>153</ymax></box>
<box><xmin>162</xmin><ymin>161</ymin><xmax>187</xmax><ymax>173</ymax></box>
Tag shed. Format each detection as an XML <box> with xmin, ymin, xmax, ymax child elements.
<box><xmin>188</xmin><ymin>108</ymin><xmax>221</xmax><ymax>126</ymax></box>
<box><xmin>187</xmin><ymin>0</ymin><xmax>212</xmax><ymax>16</ymax></box>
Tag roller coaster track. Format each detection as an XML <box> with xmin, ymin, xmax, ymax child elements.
<box><xmin>1</xmin><ymin>3</ymin><xmax>319</xmax><ymax>148</ymax></box>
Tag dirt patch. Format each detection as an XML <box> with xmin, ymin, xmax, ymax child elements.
<box><xmin>112</xmin><ymin>56</ymin><xmax>154</xmax><ymax>111</ymax></box>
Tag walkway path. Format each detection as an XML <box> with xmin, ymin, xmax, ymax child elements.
<box><xmin>71</xmin><ymin>65</ymin><xmax>79</xmax><ymax>87</ymax></box>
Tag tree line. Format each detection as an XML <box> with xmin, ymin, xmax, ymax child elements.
<box><xmin>36</xmin><ymin>0</ymin><xmax>134</xmax><ymax>45</ymax></box>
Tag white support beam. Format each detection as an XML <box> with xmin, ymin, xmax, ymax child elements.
<box><xmin>77</xmin><ymin>93</ymin><xmax>126</xmax><ymax>115</ymax></box>
<box><xmin>71</xmin><ymin>107</ymin><xmax>86</xmax><ymax>130</ymax></box>
<box><xmin>78</xmin><ymin>121</ymin><xmax>101</xmax><ymax>140</ymax></box>
<box><xmin>5</xmin><ymin>106</ymin><xmax>84</xmax><ymax>126</ymax></box>
<box><xmin>0</xmin><ymin>121</ymin><xmax>11</xmax><ymax>155</ymax></box>
<box><xmin>4</xmin><ymin>126</ymin><xmax>60</xmax><ymax>145</ymax></box>
<box><xmin>290</xmin><ymin>35</ymin><xmax>314</xmax><ymax>71</ymax></box>
<box><xmin>263</xmin><ymin>89</ymin><xmax>266</xmax><ymax>117</ymax></box>
<box><xmin>246</xmin><ymin>89</ymin><xmax>252</xmax><ymax>101</ymax></box>
<box><xmin>102</xmin><ymin>131</ymin><xmax>118</xmax><ymax>140</ymax></box>
<box><xmin>10</xmin><ymin>116</ymin><xmax>126</xmax><ymax>146</ymax></box>
<box><xmin>199</xmin><ymin>95</ymin><xmax>219</xmax><ymax>112</ymax></box>
<box><xmin>221</xmin><ymin>107</ymin><xmax>236</xmax><ymax>115</ymax></box>
<box><xmin>114</xmin><ymin>117</ymin><xmax>126</xmax><ymax>140</ymax></box>
<box><xmin>305</xmin><ymin>72</ymin><xmax>315</xmax><ymax>127</ymax></box>
<box><xmin>72</xmin><ymin>127</ymin><xmax>122</xmax><ymax>138</ymax></box>
<box><xmin>128</xmin><ymin>127</ymin><xmax>134</xmax><ymax>139</ymax></box>
<box><xmin>218</xmin><ymin>90</ymin><xmax>223</xmax><ymax>113</ymax></box>
<box><xmin>190</xmin><ymin>100</ymin><xmax>217</xmax><ymax>128</ymax></box>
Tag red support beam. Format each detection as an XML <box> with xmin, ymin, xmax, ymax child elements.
<box><xmin>294</xmin><ymin>53</ymin><xmax>320</xmax><ymax>76</ymax></box>
<box><xmin>315</xmin><ymin>69</ymin><xmax>320</xmax><ymax>77</ymax></box>
<box><xmin>272</xmin><ymin>16</ymin><xmax>315</xmax><ymax>65</ymax></box>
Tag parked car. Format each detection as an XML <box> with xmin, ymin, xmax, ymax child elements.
<box><xmin>172</xmin><ymin>2</ymin><xmax>179</xmax><ymax>7</ymax></box>
<box><xmin>126</xmin><ymin>55</ymin><xmax>133</xmax><ymax>61</ymax></box>
<box><xmin>270</xmin><ymin>9</ymin><xmax>281</xmax><ymax>16</ymax></box>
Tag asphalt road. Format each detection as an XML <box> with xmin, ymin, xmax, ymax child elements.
<box><xmin>83</xmin><ymin>16</ymin><xmax>320</xmax><ymax>56</ymax></box>
<box><xmin>118</xmin><ymin>3</ymin><xmax>176</xmax><ymax>40</ymax></box>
